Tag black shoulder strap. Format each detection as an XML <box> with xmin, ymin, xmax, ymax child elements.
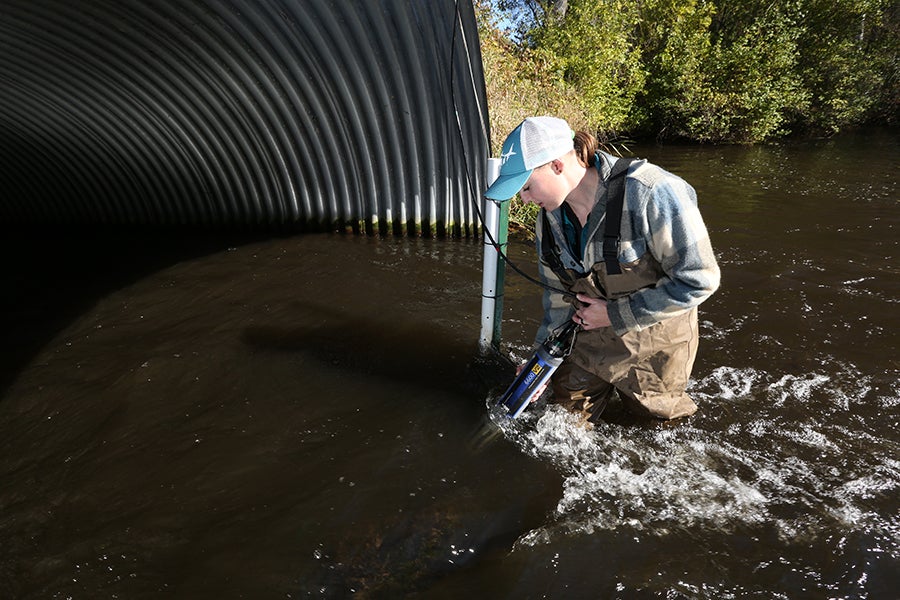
<box><xmin>602</xmin><ymin>157</ymin><xmax>636</xmax><ymax>275</ymax></box>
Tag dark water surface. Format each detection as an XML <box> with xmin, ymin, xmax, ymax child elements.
<box><xmin>2</xmin><ymin>130</ymin><xmax>897</xmax><ymax>598</ymax></box>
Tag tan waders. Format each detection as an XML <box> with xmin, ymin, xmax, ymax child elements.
<box><xmin>549</xmin><ymin>252</ymin><xmax>700</xmax><ymax>422</ymax></box>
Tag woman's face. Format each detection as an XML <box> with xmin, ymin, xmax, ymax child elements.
<box><xmin>519</xmin><ymin>161</ymin><xmax>567</xmax><ymax>210</ymax></box>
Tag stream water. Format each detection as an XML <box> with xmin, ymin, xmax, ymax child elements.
<box><xmin>1</xmin><ymin>129</ymin><xmax>897</xmax><ymax>598</ymax></box>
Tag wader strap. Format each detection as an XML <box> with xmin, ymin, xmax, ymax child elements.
<box><xmin>540</xmin><ymin>208</ymin><xmax>568</xmax><ymax>276</ymax></box>
<box><xmin>603</xmin><ymin>158</ymin><xmax>636</xmax><ymax>275</ymax></box>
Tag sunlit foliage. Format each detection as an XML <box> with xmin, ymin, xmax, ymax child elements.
<box><xmin>477</xmin><ymin>0</ymin><xmax>898</xmax><ymax>144</ymax></box>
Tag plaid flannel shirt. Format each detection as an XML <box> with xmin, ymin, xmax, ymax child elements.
<box><xmin>534</xmin><ymin>151</ymin><xmax>720</xmax><ymax>345</ymax></box>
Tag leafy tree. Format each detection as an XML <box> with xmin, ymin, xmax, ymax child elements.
<box><xmin>792</xmin><ymin>0</ymin><xmax>895</xmax><ymax>134</ymax></box>
<box><xmin>703</xmin><ymin>2</ymin><xmax>809</xmax><ymax>142</ymax></box>
<box><xmin>527</xmin><ymin>0</ymin><xmax>646</xmax><ymax>135</ymax></box>
<box><xmin>632</xmin><ymin>0</ymin><xmax>717</xmax><ymax>138</ymax></box>
<box><xmin>635</xmin><ymin>0</ymin><xmax>809</xmax><ymax>142</ymax></box>
<box><xmin>478</xmin><ymin>0</ymin><xmax>898</xmax><ymax>143</ymax></box>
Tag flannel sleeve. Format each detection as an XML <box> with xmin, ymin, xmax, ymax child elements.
<box><xmin>607</xmin><ymin>175</ymin><xmax>721</xmax><ymax>334</ymax></box>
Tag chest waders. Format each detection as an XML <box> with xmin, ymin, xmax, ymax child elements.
<box><xmin>540</xmin><ymin>158</ymin><xmax>699</xmax><ymax>422</ymax></box>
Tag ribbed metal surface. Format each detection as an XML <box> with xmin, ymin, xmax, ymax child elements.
<box><xmin>0</xmin><ymin>0</ymin><xmax>490</xmax><ymax>235</ymax></box>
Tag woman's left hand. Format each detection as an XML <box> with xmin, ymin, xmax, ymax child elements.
<box><xmin>573</xmin><ymin>294</ymin><xmax>611</xmax><ymax>330</ymax></box>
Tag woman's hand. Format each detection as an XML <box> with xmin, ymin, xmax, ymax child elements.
<box><xmin>573</xmin><ymin>294</ymin><xmax>612</xmax><ymax>330</ymax></box>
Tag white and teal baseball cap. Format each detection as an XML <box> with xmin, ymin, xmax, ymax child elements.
<box><xmin>484</xmin><ymin>116</ymin><xmax>575</xmax><ymax>200</ymax></box>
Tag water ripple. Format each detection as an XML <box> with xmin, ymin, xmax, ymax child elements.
<box><xmin>499</xmin><ymin>361</ymin><xmax>898</xmax><ymax>559</ymax></box>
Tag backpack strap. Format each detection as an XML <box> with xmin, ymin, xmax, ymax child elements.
<box><xmin>602</xmin><ymin>157</ymin><xmax>636</xmax><ymax>275</ymax></box>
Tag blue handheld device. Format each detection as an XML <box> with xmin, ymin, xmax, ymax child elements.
<box><xmin>496</xmin><ymin>321</ymin><xmax>578</xmax><ymax>418</ymax></box>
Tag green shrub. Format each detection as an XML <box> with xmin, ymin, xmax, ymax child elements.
<box><xmin>478</xmin><ymin>0</ymin><xmax>898</xmax><ymax>144</ymax></box>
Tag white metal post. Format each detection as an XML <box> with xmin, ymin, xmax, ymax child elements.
<box><xmin>479</xmin><ymin>158</ymin><xmax>502</xmax><ymax>354</ymax></box>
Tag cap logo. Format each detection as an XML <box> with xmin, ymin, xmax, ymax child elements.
<box><xmin>500</xmin><ymin>145</ymin><xmax>517</xmax><ymax>166</ymax></box>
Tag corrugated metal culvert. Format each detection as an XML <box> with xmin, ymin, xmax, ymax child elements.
<box><xmin>0</xmin><ymin>0</ymin><xmax>491</xmax><ymax>236</ymax></box>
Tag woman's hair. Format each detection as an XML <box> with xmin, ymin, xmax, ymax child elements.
<box><xmin>573</xmin><ymin>130</ymin><xmax>598</xmax><ymax>167</ymax></box>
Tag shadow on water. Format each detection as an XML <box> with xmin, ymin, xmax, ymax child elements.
<box><xmin>240</xmin><ymin>300</ymin><xmax>516</xmax><ymax>399</ymax></box>
<box><xmin>0</xmin><ymin>226</ymin><xmax>274</xmax><ymax>395</ymax></box>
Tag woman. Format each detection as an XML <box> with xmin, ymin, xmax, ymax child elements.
<box><xmin>485</xmin><ymin>116</ymin><xmax>720</xmax><ymax>422</ymax></box>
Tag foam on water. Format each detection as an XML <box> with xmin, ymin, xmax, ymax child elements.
<box><xmin>496</xmin><ymin>362</ymin><xmax>899</xmax><ymax>552</ymax></box>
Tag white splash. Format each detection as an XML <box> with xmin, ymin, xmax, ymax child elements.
<box><xmin>507</xmin><ymin>362</ymin><xmax>899</xmax><ymax>551</ymax></box>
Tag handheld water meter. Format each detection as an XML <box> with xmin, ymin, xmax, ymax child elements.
<box><xmin>496</xmin><ymin>321</ymin><xmax>579</xmax><ymax>417</ymax></box>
